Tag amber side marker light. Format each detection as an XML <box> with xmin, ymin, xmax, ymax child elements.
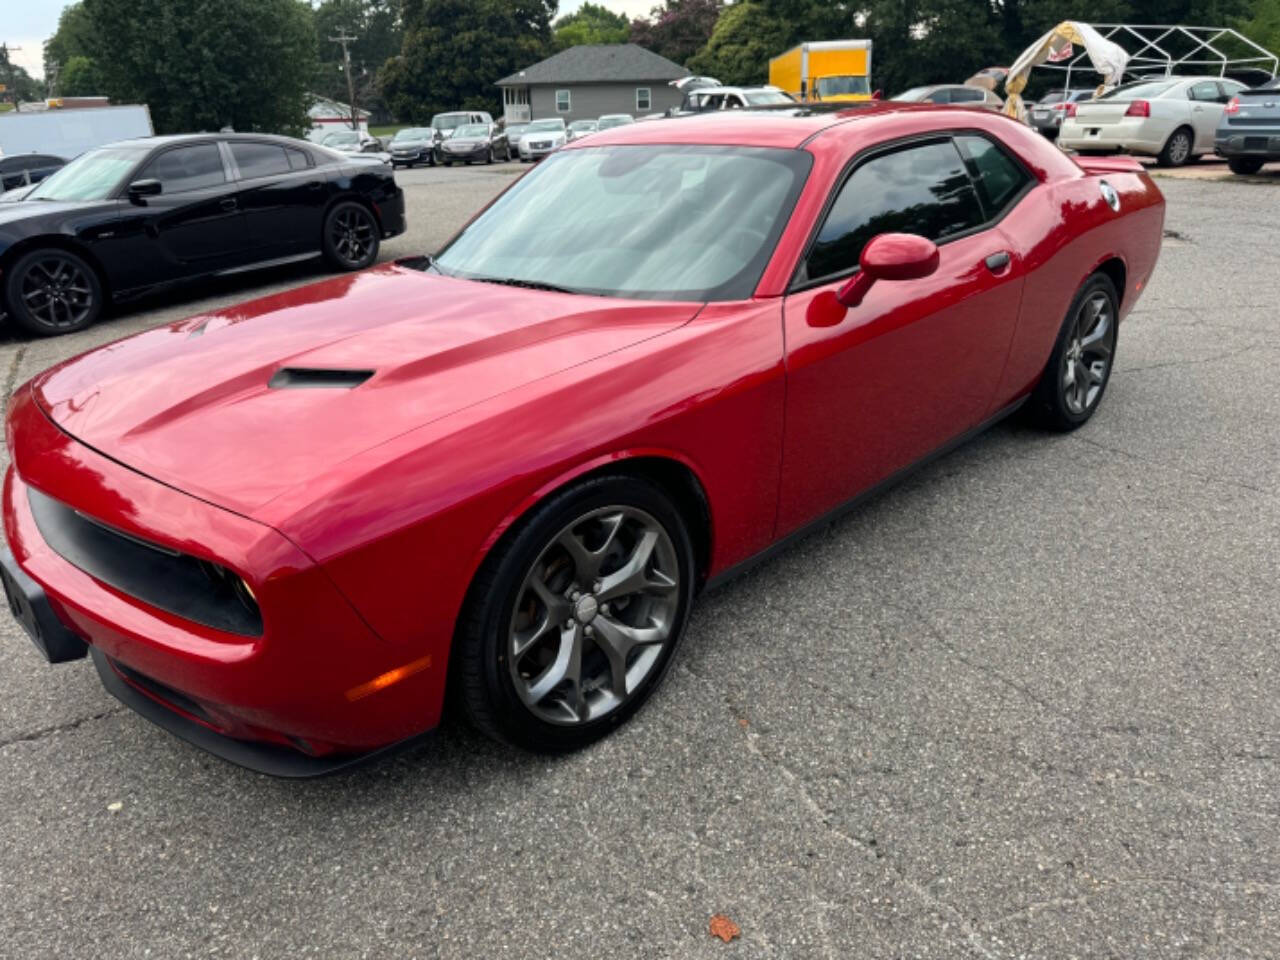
<box><xmin>345</xmin><ymin>654</ymin><xmax>433</xmax><ymax>702</ymax></box>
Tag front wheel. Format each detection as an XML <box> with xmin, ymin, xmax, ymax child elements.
<box><xmin>1228</xmin><ymin>157</ymin><xmax>1265</xmax><ymax>175</ymax></box>
<box><xmin>454</xmin><ymin>475</ymin><xmax>696</xmax><ymax>752</ymax></box>
<box><xmin>4</xmin><ymin>248</ymin><xmax>103</xmax><ymax>336</ymax></box>
<box><xmin>321</xmin><ymin>201</ymin><xmax>379</xmax><ymax>271</ymax></box>
<box><xmin>1156</xmin><ymin>127</ymin><xmax>1194</xmax><ymax>167</ymax></box>
<box><xmin>1027</xmin><ymin>274</ymin><xmax>1119</xmax><ymax>431</ymax></box>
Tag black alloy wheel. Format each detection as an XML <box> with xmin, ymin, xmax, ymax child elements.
<box><xmin>1029</xmin><ymin>273</ymin><xmax>1119</xmax><ymax>431</ymax></box>
<box><xmin>5</xmin><ymin>248</ymin><xmax>102</xmax><ymax>336</ymax></box>
<box><xmin>321</xmin><ymin>201</ymin><xmax>380</xmax><ymax>271</ymax></box>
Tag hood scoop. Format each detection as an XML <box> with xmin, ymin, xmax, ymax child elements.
<box><xmin>268</xmin><ymin>368</ymin><xmax>374</xmax><ymax>390</ymax></box>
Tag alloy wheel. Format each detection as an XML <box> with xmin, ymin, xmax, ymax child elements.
<box><xmin>330</xmin><ymin>207</ymin><xmax>375</xmax><ymax>266</ymax></box>
<box><xmin>1168</xmin><ymin>131</ymin><xmax>1191</xmax><ymax>165</ymax></box>
<box><xmin>507</xmin><ymin>506</ymin><xmax>680</xmax><ymax>725</ymax></box>
<box><xmin>1062</xmin><ymin>291</ymin><xmax>1114</xmax><ymax>415</ymax></box>
<box><xmin>18</xmin><ymin>255</ymin><xmax>95</xmax><ymax>330</ymax></box>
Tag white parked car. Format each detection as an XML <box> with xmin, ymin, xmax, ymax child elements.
<box><xmin>1057</xmin><ymin>75</ymin><xmax>1248</xmax><ymax>166</ymax></box>
<box><xmin>321</xmin><ymin>129</ymin><xmax>382</xmax><ymax>155</ymax></box>
<box><xmin>517</xmin><ymin>118</ymin><xmax>567</xmax><ymax>162</ymax></box>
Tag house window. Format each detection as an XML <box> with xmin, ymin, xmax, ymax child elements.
<box><xmin>636</xmin><ymin>87</ymin><xmax>651</xmax><ymax>112</ymax></box>
<box><xmin>556</xmin><ymin>89</ymin><xmax>571</xmax><ymax>113</ymax></box>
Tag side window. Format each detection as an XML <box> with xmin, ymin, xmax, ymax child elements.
<box><xmin>956</xmin><ymin>135</ymin><xmax>1032</xmax><ymax>216</ymax></box>
<box><xmin>926</xmin><ymin>89</ymin><xmax>951</xmax><ymax>103</ymax></box>
<box><xmin>286</xmin><ymin>147</ymin><xmax>311</xmax><ymax>170</ymax></box>
<box><xmin>805</xmin><ymin>140</ymin><xmax>985</xmax><ymax>281</ymax></box>
<box><xmin>1188</xmin><ymin>81</ymin><xmax>1219</xmax><ymax>101</ymax></box>
<box><xmin>953</xmin><ymin>88</ymin><xmax>984</xmax><ymax>103</ymax></box>
<box><xmin>230</xmin><ymin>142</ymin><xmax>291</xmax><ymax>179</ymax></box>
<box><xmin>556</xmin><ymin>90</ymin><xmax>571</xmax><ymax>113</ymax></box>
<box><xmin>139</xmin><ymin>144</ymin><xmax>226</xmax><ymax>193</ymax></box>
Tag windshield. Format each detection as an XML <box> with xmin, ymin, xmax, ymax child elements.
<box><xmin>569</xmin><ymin>121</ymin><xmax>597</xmax><ymax>131</ymax></box>
<box><xmin>454</xmin><ymin>124</ymin><xmax>489</xmax><ymax>138</ymax></box>
<box><xmin>324</xmin><ymin>131</ymin><xmax>358</xmax><ymax>145</ymax></box>
<box><xmin>392</xmin><ymin>128</ymin><xmax>432</xmax><ymax>141</ymax></box>
<box><xmin>893</xmin><ymin>87</ymin><xmax>929</xmax><ymax>101</ymax></box>
<box><xmin>434</xmin><ymin>145</ymin><xmax>810</xmax><ymax>301</ymax></box>
<box><xmin>745</xmin><ymin>89</ymin><xmax>797</xmax><ymax>105</ymax></box>
<box><xmin>506</xmin><ymin>124</ymin><xmax>529</xmax><ymax>138</ymax></box>
<box><xmin>528</xmin><ymin>119</ymin><xmax>565</xmax><ymax>132</ymax></box>
<box><xmin>814</xmin><ymin>76</ymin><xmax>868</xmax><ymax>98</ymax></box>
<box><xmin>1038</xmin><ymin>90</ymin><xmax>1066</xmax><ymax>105</ymax></box>
<box><xmin>1103</xmin><ymin>80</ymin><xmax>1176</xmax><ymax>99</ymax></box>
<box><xmin>28</xmin><ymin>146</ymin><xmax>149</xmax><ymax>202</ymax></box>
<box><xmin>597</xmin><ymin>116</ymin><xmax>634</xmax><ymax>129</ymax></box>
<box><xmin>431</xmin><ymin>114</ymin><xmax>467</xmax><ymax>131</ymax></box>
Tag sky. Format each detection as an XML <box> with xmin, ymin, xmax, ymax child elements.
<box><xmin>6</xmin><ymin>0</ymin><xmax>658</xmax><ymax>80</ymax></box>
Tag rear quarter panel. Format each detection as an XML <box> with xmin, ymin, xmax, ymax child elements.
<box><xmin>994</xmin><ymin>166</ymin><xmax>1164</xmax><ymax>403</ymax></box>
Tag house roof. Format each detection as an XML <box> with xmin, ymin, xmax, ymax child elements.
<box><xmin>307</xmin><ymin>95</ymin><xmax>371</xmax><ymax>119</ymax></box>
<box><xmin>496</xmin><ymin>44</ymin><xmax>690</xmax><ymax>87</ymax></box>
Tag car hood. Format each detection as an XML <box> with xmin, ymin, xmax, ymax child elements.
<box><xmin>32</xmin><ymin>264</ymin><xmax>699</xmax><ymax>517</ymax></box>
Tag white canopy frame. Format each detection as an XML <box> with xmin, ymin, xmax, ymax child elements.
<box><xmin>1043</xmin><ymin>24</ymin><xmax>1278</xmax><ymax>89</ymax></box>
<box><xmin>1003</xmin><ymin>22</ymin><xmax>1130</xmax><ymax>120</ymax></box>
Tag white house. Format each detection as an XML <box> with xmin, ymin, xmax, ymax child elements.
<box><xmin>306</xmin><ymin>95</ymin><xmax>372</xmax><ymax>142</ymax></box>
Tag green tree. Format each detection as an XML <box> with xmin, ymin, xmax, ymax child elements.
<box><xmin>313</xmin><ymin>0</ymin><xmax>403</xmax><ymax>118</ymax></box>
<box><xmin>687</xmin><ymin>2</ymin><xmax>791</xmax><ymax>85</ymax></box>
<box><xmin>0</xmin><ymin>45</ymin><xmax>42</xmax><ymax>107</ymax></box>
<box><xmin>380</xmin><ymin>0</ymin><xmax>555</xmax><ymax>121</ymax></box>
<box><xmin>554</xmin><ymin>2</ymin><xmax>631</xmax><ymax>49</ymax></box>
<box><xmin>58</xmin><ymin>55</ymin><xmax>105</xmax><ymax>97</ymax></box>
<box><xmin>80</xmin><ymin>0</ymin><xmax>317</xmax><ymax>134</ymax></box>
<box><xmin>630</xmin><ymin>0</ymin><xmax>723</xmax><ymax>65</ymax></box>
<box><xmin>44</xmin><ymin>2</ymin><xmax>96</xmax><ymax>81</ymax></box>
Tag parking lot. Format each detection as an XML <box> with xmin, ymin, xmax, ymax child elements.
<box><xmin>1</xmin><ymin>162</ymin><xmax>1278</xmax><ymax>959</ymax></box>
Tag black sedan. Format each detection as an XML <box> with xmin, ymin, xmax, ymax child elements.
<box><xmin>1</xmin><ymin>153</ymin><xmax>66</xmax><ymax>192</ymax></box>
<box><xmin>1216</xmin><ymin>78</ymin><xmax>1280</xmax><ymax>175</ymax></box>
<box><xmin>0</xmin><ymin>133</ymin><xmax>405</xmax><ymax>336</ymax></box>
<box><xmin>439</xmin><ymin>123</ymin><xmax>509</xmax><ymax>165</ymax></box>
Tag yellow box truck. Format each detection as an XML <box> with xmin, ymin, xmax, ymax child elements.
<box><xmin>769</xmin><ymin>40</ymin><xmax>874</xmax><ymax>103</ymax></box>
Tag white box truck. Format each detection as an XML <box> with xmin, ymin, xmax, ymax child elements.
<box><xmin>0</xmin><ymin>105</ymin><xmax>154</xmax><ymax>161</ymax></box>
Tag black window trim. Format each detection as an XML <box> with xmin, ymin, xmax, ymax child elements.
<box><xmin>788</xmin><ymin>128</ymin><xmax>1038</xmax><ymax>293</ymax></box>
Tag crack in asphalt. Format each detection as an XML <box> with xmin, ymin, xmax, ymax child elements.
<box><xmin>1118</xmin><ymin>343</ymin><xmax>1274</xmax><ymax>375</ymax></box>
<box><xmin>0</xmin><ymin>707</ymin><xmax>125</xmax><ymax>750</ymax></box>
<box><xmin>1069</xmin><ymin>434</ymin><xmax>1274</xmax><ymax>498</ymax></box>
<box><xmin>2</xmin><ymin>345</ymin><xmax>27</xmax><ymax>404</ymax></box>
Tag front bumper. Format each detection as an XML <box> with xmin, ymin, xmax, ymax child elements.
<box><xmin>1058</xmin><ymin>118</ymin><xmax>1166</xmax><ymax>155</ymax></box>
<box><xmin>390</xmin><ymin>147</ymin><xmax>429</xmax><ymax>164</ymax></box>
<box><xmin>520</xmin><ymin>141</ymin><xmax>559</xmax><ymax>160</ymax></box>
<box><xmin>2</xmin><ymin>386</ymin><xmax>443</xmax><ymax>773</ymax></box>
<box><xmin>442</xmin><ymin>144</ymin><xmax>489</xmax><ymax>162</ymax></box>
<box><xmin>1215</xmin><ymin>130</ymin><xmax>1280</xmax><ymax>158</ymax></box>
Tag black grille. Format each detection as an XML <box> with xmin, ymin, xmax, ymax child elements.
<box><xmin>27</xmin><ymin>487</ymin><xmax>263</xmax><ymax>636</ymax></box>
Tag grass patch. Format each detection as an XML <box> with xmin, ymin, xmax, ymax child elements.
<box><xmin>369</xmin><ymin>124</ymin><xmax>408</xmax><ymax>138</ymax></box>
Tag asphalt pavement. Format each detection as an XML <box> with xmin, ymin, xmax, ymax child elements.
<box><xmin>0</xmin><ymin>163</ymin><xmax>1277</xmax><ymax>959</ymax></box>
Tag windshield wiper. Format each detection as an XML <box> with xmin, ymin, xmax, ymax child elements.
<box><xmin>470</xmin><ymin>276</ymin><xmax>582</xmax><ymax>295</ymax></box>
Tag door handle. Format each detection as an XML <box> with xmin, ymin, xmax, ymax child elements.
<box><xmin>220</xmin><ymin>198</ymin><xmax>238</xmax><ymax>211</ymax></box>
<box><xmin>984</xmin><ymin>251</ymin><xmax>1011</xmax><ymax>272</ymax></box>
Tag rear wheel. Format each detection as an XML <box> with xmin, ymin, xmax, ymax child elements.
<box><xmin>1028</xmin><ymin>274</ymin><xmax>1119</xmax><ymax>431</ymax></box>
<box><xmin>454</xmin><ymin>475</ymin><xmax>696</xmax><ymax>752</ymax></box>
<box><xmin>1228</xmin><ymin>157</ymin><xmax>1265</xmax><ymax>175</ymax></box>
<box><xmin>1156</xmin><ymin>126</ymin><xmax>1194</xmax><ymax>167</ymax></box>
<box><xmin>4</xmin><ymin>248</ymin><xmax>102</xmax><ymax>336</ymax></box>
<box><xmin>321</xmin><ymin>201</ymin><xmax>379</xmax><ymax>271</ymax></box>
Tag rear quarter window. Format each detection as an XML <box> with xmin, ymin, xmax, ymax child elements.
<box><xmin>956</xmin><ymin>135</ymin><xmax>1032</xmax><ymax>216</ymax></box>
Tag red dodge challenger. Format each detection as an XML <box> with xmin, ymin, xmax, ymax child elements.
<box><xmin>1</xmin><ymin>105</ymin><xmax>1164</xmax><ymax>774</ymax></box>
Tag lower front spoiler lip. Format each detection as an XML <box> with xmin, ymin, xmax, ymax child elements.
<box><xmin>0</xmin><ymin>538</ymin><xmax>87</xmax><ymax>663</ymax></box>
<box><xmin>90</xmin><ymin>647</ymin><xmax>427</xmax><ymax>778</ymax></box>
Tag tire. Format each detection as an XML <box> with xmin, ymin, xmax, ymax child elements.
<box><xmin>444</xmin><ymin>160</ymin><xmax>452</xmax><ymax>167</ymax></box>
<box><xmin>1027</xmin><ymin>274</ymin><xmax>1119</xmax><ymax>431</ymax></box>
<box><xmin>1228</xmin><ymin>157</ymin><xmax>1265</xmax><ymax>175</ymax></box>
<box><xmin>486</xmin><ymin>146</ymin><xmax>494</xmax><ymax>164</ymax></box>
<box><xmin>454</xmin><ymin>474</ymin><xmax>697</xmax><ymax>753</ymax></box>
<box><xmin>3</xmin><ymin>247</ymin><xmax>103</xmax><ymax>336</ymax></box>
<box><xmin>321</xmin><ymin>200</ymin><xmax>379</xmax><ymax>271</ymax></box>
<box><xmin>1156</xmin><ymin>126</ymin><xmax>1194</xmax><ymax>167</ymax></box>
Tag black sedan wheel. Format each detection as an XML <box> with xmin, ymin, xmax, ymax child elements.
<box><xmin>321</xmin><ymin>201</ymin><xmax>379</xmax><ymax>271</ymax></box>
<box><xmin>1029</xmin><ymin>273</ymin><xmax>1118</xmax><ymax>431</ymax></box>
<box><xmin>4</xmin><ymin>248</ymin><xmax>102</xmax><ymax>336</ymax></box>
<box><xmin>1228</xmin><ymin>157</ymin><xmax>1265</xmax><ymax>175</ymax></box>
<box><xmin>455</xmin><ymin>475</ymin><xmax>695</xmax><ymax>752</ymax></box>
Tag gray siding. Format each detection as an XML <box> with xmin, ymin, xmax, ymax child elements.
<box><xmin>526</xmin><ymin>82</ymin><xmax>683</xmax><ymax>122</ymax></box>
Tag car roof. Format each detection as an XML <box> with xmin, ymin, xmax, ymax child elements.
<box><xmin>569</xmin><ymin>102</ymin><xmax>954</xmax><ymax>150</ymax></box>
<box><xmin>102</xmin><ymin>132</ymin><xmax>314</xmax><ymax>150</ymax></box>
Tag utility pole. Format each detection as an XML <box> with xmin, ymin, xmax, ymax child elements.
<box><xmin>328</xmin><ymin>33</ymin><xmax>360</xmax><ymax>131</ymax></box>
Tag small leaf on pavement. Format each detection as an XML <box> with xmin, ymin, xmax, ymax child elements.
<box><xmin>709</xmin><ymin>914</ymin><xmax>740</xmax><ymax>943</ymax></box>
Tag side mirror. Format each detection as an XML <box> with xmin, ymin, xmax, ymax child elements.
<box><xmin>127</xmin><ymin>178</ymin><xmax>162</xmax><ymax>200</ymax></box>
<box><xmin>836</xmin><ymin>233</ymin><xmax>939</xmax><ymax>307</ymax></box>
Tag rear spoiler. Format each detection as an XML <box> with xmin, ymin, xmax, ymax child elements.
<box><xmin>1074</xmin><ymin>154</ymin><xmax>1145</xmax><ymax>175</ymax></box>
